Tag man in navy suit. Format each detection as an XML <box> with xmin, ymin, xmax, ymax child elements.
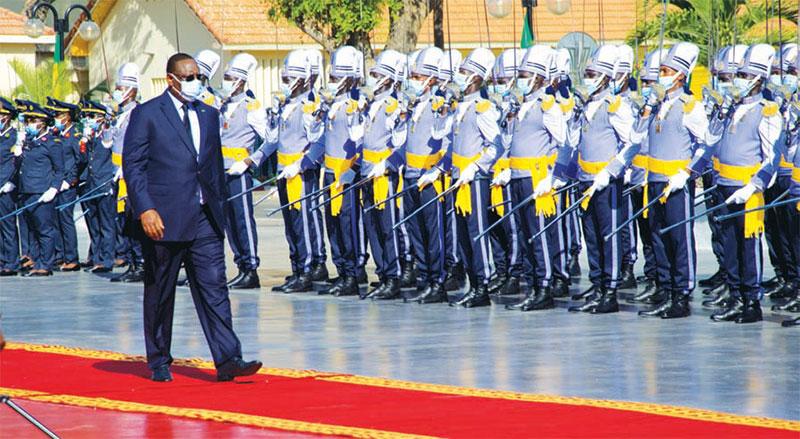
<box><xmin>123</xmin><ymin>53</ymin><xmax>261</xmax><ymax>382</ymax></box>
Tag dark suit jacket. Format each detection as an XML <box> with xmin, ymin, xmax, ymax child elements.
<box><xmin>122</xmin><ymin>91</ymin><xmax>226</xmax><ymax>242</ymax></box>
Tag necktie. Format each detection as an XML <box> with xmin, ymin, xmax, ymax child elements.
<box><xmin>182</xmin><ymin>104</ymin><xmax>194</xmax><ymax>147</ymax></box>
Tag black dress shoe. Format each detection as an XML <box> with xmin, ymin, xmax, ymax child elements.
<box><xmin>711</xmin><ymin>297</ymin><xmax>744</xmax><ymax>322</ymax></box>
<box><xmin>80</xmin><ymin>259</ymin><xmax>94</xmax><ymax>268</ymax></box>
<box><xmin>443</xmin><ymin>264</ymin><xmax>467</xmax><ymax>292</ymax></box>
<box><xmin>121</xmin><ymin>266</ymin><xmax>144</xmax><ymax>283</ymax></box>
<box><xmin>627</xmin><ymin>279</ymin><xmax>658</xmax><ymax>303</ymax></box>
<box><xmin>505</xmin><ymin>288</ymin><xmax>535</xmax><ymax>310</ymax></box>
<box><xmin>772</xmin><ymin>288</ymin><xmax>800</xmax><ymax>312</ymax></box>
<box><xmin>661</xmin><ymin>292</ymin><xmax>691</xmax><ymax>319</ymax></box>
<box><xmin>27</xmin><ymin>270</ymin><xmax>53</xmax><ymax>277</ymax></box>
<box><xmin>762</xmin><ymin>276</ymin><xmax>781</xmax><ymax>289</ymax></box>
<box><xmin>590</xmin><ymin>289</ymin><xmax>619</xmax><ymax>314</ymax></box>
<box><xmin>333</xmin><ymin>276</ymin><xmax>359</xmax><ymax>297</ymax></box>
<box><xmin>399</xmin><ymin>260</ymin><xmax>416</xmax><ymax>289</ymax></box>
<box><xmin>487</xmin><ymin>274</ymin><xmax>508</xmax><ymax>296</ymax></box>
<box><xmin>177</xmin><ymin>276</ymin><xmax>190</xmax><ymax>287</ymax></box>
<box><xmin>90</xmin><ymin>265</ymin><xmax>113</xmax><ymax>274</ymax></box>
<box><xmin>272</xmin><ymin>274</ymin><xmax>297</xmax><ymax>292</ymax></box>
<box><xmin>782</xmin><ymin>317</ymin><xmax>800</xmax><ymax>327</ymax></box>
<box><xmin>517</xmin><ymin>287</ymin><xmax>555</xmax><ymax>311</ymax></box>
<box><xmin>568</xmin><ymin>256</ymin><xmax>581</xmax><ymax>278</ymax></box>
<box><xmin>568</xmin><ymin>291</ymin><xmax>602</xmax><ymax>313</ymax></box>
<box><xmin>227</xmin><ymin>270</ymin><xmax>246</xmax><ymax>287</ymax></box>
<box><xmin>551</xmin><ymin>278</ymin><xmax>570</xmax><ymax>298</ymax></box>
<box><xmin>766</xmin><ymin>282</ymin><xmax>794</xmax><ymax>301</ymax></box>
<box><xmin>110</xmin><ymin>265</ymin><xmax>132</xmax><ymax>281</ymax></box>
<box><xmin>310</xmin><ymin>264</ymin><xmax>329</xmax><ymax>282</ymax></box>
<box><xmin>357</xmin><ymin>269</ymin><xmax>369</xmax><ymax>286</ymax></box>
<box><xmin>572</xmin><ymin>284</ymin><xmax>597</xmax><ymax>301</ymax></box>
<box><xmin>702</xmin><ymin>281</ymin><xmax>728</xmax><ymax>297</ymax></box>
<box><xmin>640</xmin><ymin>287</ymin><xmax>668</xmax><ymax>305</ymax></box>
<box><xmin>323</xmin><ymin>276</ymin><xmax>345</xmax><ymax>296</ymax></box>
<box><xmin>229</xmin><ymin>270</ymin><xmax>260</xmax><ymax>290</ymax></box>
<box><xmin>283</xmin><ymin>273</ymin><xmax>312</xmax><ymax>293</ymax></box>
<box><xmin>0</xmin><ymin>269</ymin><xmax>18</xmax><ymax>276</ymax></box>
<box><xmin>417</xmin><ymin>283</ymin><xmax>448</xmax><ymax>304</ymax></box>
<box><xmin>735</xmin><ymin>298</ymin><xmax>762</xmax><ymax>324</ymax></box>
<box><xmin>618</xmin><ymin>264</ymin><xmax>637</xmax><ymax>290</ymax></box>
<box><xmin>372</xmin><ymin>278</ymin><xmax>401</xmax><ymax>300</ymax></box>
<box><xmin>217</xmin><ymin>358</ymin><xmax>262</xmax><ymax>382</ymax></box>
<box><xmin>638</xmin><ymin>294</ymin><xmax>672</xmax><ymax>317</ymax></box>
<box><xmin>151</xmin><ymin>366</ymin><xmax>173</xmax><ymax>382</ymax></box>
<box><xmin>364</xmin><ymin>281</ymin><xmax>386</xmax><ymax>300</ymax></box>
<box><xmin>60</xmin><ymin>263</ymin><xmax>81</xmax><ymax>272</ymax></box>
<box><xmin>702</xmin><ymin>285</ymin><xmax>731</xmax><ymax>308</ymax></box>
<box><xmin>699</xmin><ymin>269</ymin><xmax>724</xmax><ymax>288</ymax></box>
<box><xmin>454</xmin><ymin>285</ymin><xmax>491</xmax><ymax>308</ymax></box>
<box><xmin>495</xmin><ymin>276</ymin><xmax>520</xmax><ymax>296</ymax></box>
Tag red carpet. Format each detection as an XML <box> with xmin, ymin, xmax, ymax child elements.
<box><xmin>1</xmin><ymin>343</ymin><xmax>798</xmax><ymax>438</ymax></box>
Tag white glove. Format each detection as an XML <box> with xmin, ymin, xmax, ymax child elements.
<box><xmin>455</xmin><ymin>163</ymin><xmax>480</xmax><ymax>187</ymax></box>
<box><xmin>417</xmin><ymin>168</ymin><xmax>441</xmax><ymax>189</ymax></box>
<box><xmin>348</xmin><ymin>121</ymin><xmax>365</xmax><ymax>142</ymax></box>
<box><xmin>491</xmin><ymin>168</ymin><xmax>511</xmax><ymax>187</ymax></box>
<box><xmin>82</xmin><ymin>125</ymin><xmax>94</xmax><ymax>138</ymax></box>
<box><xmin>278</xmin><ymin>161</ymin><xmax>301</xmax><ymax>180</ymax></box>
<box><xmin>227</xmin><ymin>160</ymin><xmax>250</xmax><ymax>176</ymax></box>
<box><xmin>0</xmin><ymin>182</ymin><xmax>15</xmax><ymax>194</ymax></box>
<box><xmin>12</xmin><ymin>140</ymin><xmax>22</xmax><ymax>157</ymax></box>
<box><xmin>367</xmin><ymin>160</ymin><xmax>387</xmax><ymax>179</ymax></box>
<box><xmin>590</xmin><ymin>169</ymin><xmax>611</xmax><ymax>192</ymax></box>
<box><xmin>624</xmin><ymin>168</ymin><xmax>633</xmax><ymax>185</ymax></box>
<box><xmin>60</xmin><ymin>181</ymin><xmax>71</xmax><ymax>191</ymax></box>
<box><xmin>534</xmin><ymin>174</ymin><xmax>553</xmax><ymax>198</ymax></box>
<box><xmin>113</xmin><ymin>167</ymin><xmax>123</xmax><ymax>182</ymax></box>
<box><xmin>38</xmin><ymin>187</ymin><xmax>58</xmax><ymax>203</ymax></box>
<box><xmin>337</xmin><ymin>168</ymin><xmax>356</xmax><ymax>189</ymax></box>
<box><xmin>726</xmin><ymin>183</ymin><xmax>758</xmax><ymax>205</ymax></box>
<box><xmin>665</xmin><ymin>169</ymin><xmax>690</xmax><ymax>194</ymax></box>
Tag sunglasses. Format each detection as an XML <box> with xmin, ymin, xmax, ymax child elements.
<box><xmin>171</xmin><ymin>73</ymin><xmax>200</xmax><ymax>82</ymax></box>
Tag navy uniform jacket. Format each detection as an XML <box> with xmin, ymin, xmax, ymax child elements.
<box><xmin>0</xmin><ymin>127</ymin><xmax>17</xmax><ymax>186</ymax></box>
<box><xmin>86</xmin><ymin>133</ymin><xmax>114</xmax><ymax>191</ymax></box>
<box><xmin>122</xmin><ymin>91</ymin><xmax>227</xmax><ymax>242</ymax></box>
<box><xmin>18</xmin><ymin>133</ymin><xmax>63</xmax><ymax>194</ymax></box>
<box><xmin>59</xmin><ymin>125</ymin><xmax>84</xmax><ymax>186</ymax></box>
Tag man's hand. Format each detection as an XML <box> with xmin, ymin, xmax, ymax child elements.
<box><xmin>666</xmin><ymin>170</ymin><xmax>690</xmax><ymax>195</ymax></box>
<box><xmin>417</xmin><ymin>168</ymin><xmax>441</xmax><ymax>189</ymax></box>
<box><xmin>726</xmin><ymin>183</ymin><xmax>757</xmax><ymax>205</ymax></box>
<box><xmin>38</xmin><ymin>187</ymin><xmax>58</xmax><ymax>203</ymax></box>
<box><xmin>277</xmin><ymin>161</ymin><xmax>301</xmax><ymax>180</ymax></box>
<box><xmin>60</xmin><ymin>180</ymin><xmax>71</xmax><ymax>191</ymax></box>
<box><xmin>140</xmin><ymin>209</ymin><xmax>165</xmax><ymax>241</ymax></box>
<box><xmin>0</xmin><ymin>182</ymin><xmax>14</xmax><ymax>194</ymax></box>
<box><xmin>113</xmin><ymin>167</ymin><xmax>123</xmax><ymax>182</ymax></box>
<box><xmin>590</xmin><ymin>169</ymin><xmax>611</xmax><ymax>192</ymax></box>
<box><xmin>227</xmin><ymin>159</ymin><xmax>251</xmax><ymax>176</ymax></box>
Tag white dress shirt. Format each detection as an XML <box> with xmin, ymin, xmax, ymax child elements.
<box><xmin>168</xmin><ymin>91</ymin><xmax>203</xmax><ymax>203</ymax></box>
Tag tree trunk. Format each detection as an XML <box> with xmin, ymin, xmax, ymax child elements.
<box><xmin>432</xmin><ymin>0</ymin><xmax>444</xmax><ymax>49</ymax></box>
<box><xmin>384</xmin><ymin>0</ymin><xmax>431</xmax><ymax>53</ymax></box>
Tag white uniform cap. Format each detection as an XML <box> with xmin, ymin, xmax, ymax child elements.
<box><xmin>194</xmin><ymin>50</ymin><xmax>221</xmax><ymax>79</ymax></box>
<box><xmin>412</xmin><ymin>47</ymin><xmax>443</xmax><ymax>77</ymax></box>
<box><xmin>461</xmin><ymin>47</ymin><xmax>496</xmax><ymax>81</ymax></box>
<box><xmin>371</xmin><ymin>50</ymin><xmax>407</xmax><ymax>82</ymax></box>
<box><xmin>614</xmin><ymin>44</ymin><xmax>635</xmax><ymax>76</ymax></box>
<box><xmin>438</xmin><ymin>50</ymin><xmax>463</xmax><ymax>81</ymax></box>
<box><xmin>739</xmin><ymin>44</ymin><xmax>775</xmax><ymax>79</ymax></box>
<box><xmin>775</xmin><ymin>43</ymin><xmax>798</xmax><ymax>72</ymax></box>
<box><xmin>283</xmin><ymin>50</ymin><xmax>311</xmax><ymax>79</ymax></box>
<box><xmin>520</xmin><ymin>45</ymin><xmax>556</xmax><ymax>80</ymax></box>
<box><xmin>493</xmin><ymin>48</ymin><xmax>526</xmax><ymax>79</ymax></box>
<box><xmin>555</xmin><ymin>48</ymin><xmax>572</xmax><ymax>77</ymax></box>
<box><xmin>661</xmin><ymin>42</ymin><xmax>699</xmax><ymax>77</ymax></box>
<box><xmin>640</xmin><ymin>49</ymin><xmax>668</xmax><ymax>81</ymax></box>
<box><xmin>713</xmin><ymin>45</ymin><xmax>748</xmax><ymax>75</ymax></box>
<box><xmin>116</xmin><ymin>62</ymin><xmax>140</xmax><ymax>88</ymax></box>
<box><xmin>330</xmin><ymin>45</ymin><xmax>363</xmax><ymax>79</ymax></box>
<box><xmin>304</xmin><ymin>49</ymin><xmax>324</xmax><ymax>76</ymax></box>
<box><xmin>225</xmin><ymin>53</ymin><xmax>258</xmax><ymax>82</ymax></box>
<box><xmin>585</xmin><ymin>44</ymin><xmax>619</xmax><ymax>77</ymax></box>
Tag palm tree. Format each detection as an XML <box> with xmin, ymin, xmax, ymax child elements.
<box><xmin>8</xmin><ymin>59</ymin><xmax>77</xmax><ymax>103</ymax></box>
<box><xmin>628</xmin><ymin>0</ymin><xmax>798</xmax><ymax>67</ymax></box>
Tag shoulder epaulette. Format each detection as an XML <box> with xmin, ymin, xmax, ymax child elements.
<box><xmin>431</xmin><ymin>96</ymin><xmax>445</xmax><ymax>112</ymax></box>
<box><xmin>606</xmin><ymin>95</ymin><xmax>621</xmax><ymax>114</ymax></box>
<box><xmin>559</xmin><ymin>96</ymin><xmax>575</xmax><ymax>114</ymax></box>
<box><xmin>475</xmin><ymin>99</ymin><xmax>492</xmax><ymax>114</ymax></box>
<box><xmin>202</xmin><ymin>94</ymin><xmax>216</xmax><ymax>106</ymax></box>
<box><xmin>303</xmin><ymin>100</ymin><xmax>318</xmax><ymax>114</ymax></box>
<box><xmin>762</xmin><ymin>101</ymin><xmax>779</xmax><ymax>117</ymax></box>
<box><xmin>385</xmin><ymin>97</ymin><xmax>399</xmax><ymax>114</ymax></box>
<box><xmin>541</xmin><ymin>95</ymin><xmax>555</xmax><ymax>112</ymax></box>
<box><xmin>346</xmin><ymin>99</ymin><xmax>359</xmax><ymax>114</ymax></box>
<box><xmin>246</xmin><ymin>98</ymin><xmax>261</xmax><ymax>112</ymax></box>
<box><xmin>680</xmin><ymin>94</ymin><xmax>697</xmax><ymax>113</ymax></box>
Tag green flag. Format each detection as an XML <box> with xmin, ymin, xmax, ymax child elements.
<box><xmin>521</xmin><ymin>9</ymin><xmax>534</xmax><ymax>48</ymax></box>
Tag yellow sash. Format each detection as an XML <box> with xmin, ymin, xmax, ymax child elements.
<box><xmin>325</xmin><ymin>155</ymin><xmax>355</xmax><ymax>216</ymax></box>
<box><xmin>577</xmin><ymin>155</ymin><xmax>609</xmax><ymax>175</ymax></box>
<box><xmin>779</xmin><ymin>155</ymin><xmax>793</xmax><ymax>170</ymax></box>
<box><xmin>491</xmin><ymin>158</ymin><xmax>510</xmax><ymax>216</ymax></box>
<box><xmin>453</xmin><ymin>152</ymin><xmax>481</xmax><ymax>216</ymax></box>
<box><xmin>111</xmin><ymin>152</ymin><xmax>122</xmax><ymax>167</ymax></box>
<box><xmin>794</xmin><ymin>168</ymin><xmax>800</xmax><ymax>212</ymax></box>
<box><xmin>714</xmin><ymin>158</ymin><xmax>764</xmax><ymax>238</ymax></box>
<box><xmin>629</xmin><ymin>155</ymin><xmax>650</xmax><ymax>218</ymax></box>
<box><xmin>406</xmin><ymin>151</ymin><xmax>443</xmax><ymax>170</ymax></box>
<box><xmin>117</xmin><ymin>178</ymin><xmax>127</xmax><ymax>213</ymax></box>
<box><xmin>278</xmin><ymin>151</ymin><xmax>304</xmax><ymax>210</ymax></box>
<box><xmin>363</xmin><ymin>148</ymin><xmax>392</xmax><ymax>210</ymax></box>
<box><xmin>221</xmin><ymin>146</ymin><xmax>249</xmax><ymax>162</ymax></box>
<box><xmin>510</xmin><ymin>154</ymin><xmax>558</xmax><ymax>218</ymax></box>
<box><xmin>647</xmin><ymin>158</ymin><xmax>691</xmax><ymax>204</ymax></box>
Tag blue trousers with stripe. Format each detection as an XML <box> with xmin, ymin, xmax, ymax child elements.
<box><xmin>54</xmin><ymin>188</ymin><xmax>79</xmax><ymax>264</ymax></box>
<box><xmin>20</xmin><ymin>193</ymin><xmax>56</xmax><ymax>271</ymax></box>
<box><xmin>703</xmin><ymin>172</ymin><xmax>726</xmax><ymax>271</ymax></box>
<box><xmin>278</xmin><ymin>171</ymin><xmax>319</xmax><ymax>275</ymax></box>
<box><xmin>225</xmin><ymin>173</ymin><xmax>260</xmax><ymax>271</ymax></box>
<box><xmin>629</xmin><ymin>186</ymin><xmax>657</xmax><ymax>280</ymax></box>
<box><xmin>310</xmin><ymin>169</ymin><xmax>327</xmax><ymax>266</ymax></box>
<box><xmin>580</xmin><ymin>180</ymin><xmax>623</xmax><ymax>290</ymax></box>
<box><xmin>362</xmin><ymin>173</ymin><xmax>402</xmax><ymax>280</ymax></box>
<box><xmin>456</xmin><ymin>177</ymin><xmax>494</xmax><ymax>286</ymax></box>
<box><xmin>85</xmin><ymin>193</ymin><xmax>116</xmax><ymax>269</ymax></box>
<box><xmin>647</xmin><ymin>182</ymin><xmax>696</xmax><ymax>294</ymax></box>
<box><xmin>323</xmin><ymin>171</ymin><xmax>360</xmax><ymax>278</ymax></box>
<box><xmin>0</xmin><ymin>191</ymin><xmax>19</xmax><ymax>270</ymax></box>
<box><xmin>716</xmin><ymin>185</ymin><xmax>764</xmax><ymax>301</ymax></box>
<box><xmin>764</xmin><ymin>175</ymin><xmax>796</xmax><ymax>282</ymax></box>
<box><xmin>619</xmin><ymin>185</ymin><xmax>636</xmax><ymax>267</ymax></box>
<box><xmin>402</xmin><ymin>177</ymin><xmax>446</xmax><ymax>284</ymax></box>
<box><xmin>443</xmin><ymin>185</ymin><xmax>459</xmax><ymax>270</ymax></box>
<box><xmin>564</xmin><ymin>189</ymin><xmax>583</xmax><ymax>258</ymax></box>
<box><xmin>489</xmin><ymin>184</ymin><xmax>523</xmax><ymax>279</ymax></box>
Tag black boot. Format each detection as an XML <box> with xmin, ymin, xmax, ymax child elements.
<box><xmin>109</xmin><ymin>265</ymin><xmax>132</xmax><ymax>282</ymax></box>
<box><xmin>702</xmin><ymin>285</ymin><xmax>732</xmax><ymax>308</ymax></box>
<box><xmin>399</xmin><ymin>260</ymin><xmax>416</xmax><ymax>289</ymax></box>
<box><xmin>364</xmin><ymin>277</ymin><xmax>386</xmax><ymax>300</ymax></box>
<box><xmin>372</xmin><ymin>278</ymin><xmax>401</xmax><ymax>300</ymax></box>
<box><xmin>230</xmin><ymin>270</ymin><xmax>260</xmax><ymax>289</ymax></box>
<box><xmin>618</xmin><ymin>264</ymin><xmax>637</xmax><ymax>290</ymax></box>
<box><xmin>551</xmin><ymin>277</ymin><xmax>570</xmax><ymax>298</ymax></box>
<box><xmin>702</xmin><ymin>281</ymin><xmax>728</xmax><ymax>297</ymax></box>
<box><xmin>357</xmin><ymin>269</ymin><xmax>369</xmax><ymax>286</ymax></box>
<box><xmin>453</xmin><ymin>284</ymin><xmax>491</xmax><ymax>308</ymax></box>
<box><xmin>283</xmin><ymin>273</ymin><xmax>312</xmax><ymax>293</ymax></box>
<box><xmin>627</xmin><ymin>278</ymin><xmax>658</xmax><ymax>303</ymax></box>
<box><xmin>638</xmin><ymin>291</ymin><xmax>672</xmax><ymax>317</ymax></box>
<box><xmin>568</xmin><ymin>287</ymin><xmax>603</xmax><ymax>313</ymax></box>
<box><xmin>762</xmin><ymin>275</ymin><xmax>781</xmax><ymax>290</ymax></box>
<box><xmin>443</xmin><ymin>264</ymin><xmax>466</xmax><ymax>291</ymax></box>
<box><xmin>310</xmin><ymin>264</ymin><xmax>329</xmax><ymax>282</ymax></box>
<box><xmin>571</xmin><ymin>284</ymin><xmax>597</xmax><ymax>301</ymax></box>
<box><xmin>766</xmin><ymin>280</ymin><xmax>794</xmax><ymax>301</ymax></box>
<box><xmin>487</xmin><ymin>274</ymin><xmax>508</xmax><ymax>296</ymax></box>
<box><xmin>416</xmin><ymin>283</ymin><xmax>447</xmax><ymax>304</ymax></box>
<box><xmin>505</xmin><ymin>287</ymin><xmax>536</xmax><ymax>310</ymax></box>
<box><xmin>772</xmin><ymin>284</ymin><xmax>800</xmax><ymax>312</ymax></box>
<box><xmin>735</xmin><ymin>298</ymin><xmax>763</xmax><ymax>324</ymax></box>
<box><xmin>334</xmin><ymin>276</ymin><xmax>359</xmax><ymax>297</ymax></box>
<box><xmin>495</xmin><ymin>276</ymin><xmax>520</xmax><ymax>296</ymax></box>
<box><xmin>590</xmin><ymin>289</ymin><xmax>619</xmax><ymax>314</ymax></box>
<box><xmin>272</xmin><ymin>274</ymin><xmax>297</xmax><ymax>292</ymax></box>
<box><xmin>782</xmin><ymin>317</ymin><xmax>800</xmax><ymax>327</ymax></box>
<box><xmin>519</xmin><ymin>286</ymin><xmax>555</xmax><ymax>311</ymax></box>
<box><xmin>323</xmin><ymin>276</ymin><xmax>345</xmax><ymax>295</ymax></box>
<box><xmin>228</xmin><ymin>270</ymin><xmax>246</xmax><ymax>287</ymax></box>
<box><xmin>121</xmin><ymin>263</ymin><xmax>144</xmax><ymax>283</ymax></box>
<box><xmin>568</xmin><ymin>255</ymin><xmax>581</xmax><ymax>278</ymax></box>
<box><xmin>711</xmin><ymin>296</ymin><xmax>744</xmax><ymax>322</ymax></box>
<box><xmin>661</xmin><ymin>291</ymin><xmax>691</xmax><ymax>319</ymax></box>
<box><xmin>699</xmin><ymin>269</ymin><xmax>725</xmax><ymax>288</ymax></box>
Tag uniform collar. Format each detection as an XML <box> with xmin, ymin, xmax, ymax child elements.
<box><xmin>524</xmin><ymin>87</ymin><xmax>546</xmax><ymax>102</ymax></box>
<box><xmin>590</xmin><ymin>88</ymin><xmax>611</xmax><ymax>102</ymax></box>
<box><xmin>740</xmin><ymin>94</ymin><xmax>762</xmax><ymax>106</ymax></box>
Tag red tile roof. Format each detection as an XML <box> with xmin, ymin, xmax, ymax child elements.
<box><xmin>0</xmin><ymin>5</ymin><xmax>54</xmax><ymax>36</ymax></box>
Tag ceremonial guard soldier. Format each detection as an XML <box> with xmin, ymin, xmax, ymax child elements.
<box><xmin>0</xmin><ymin>98</ymin><xmax>20</xmax><ymax>276</ymax></box>
<box><xmin>194</xmin><ymin>49</ymin><xmax>222</xmax><ymax>107</ymax></box>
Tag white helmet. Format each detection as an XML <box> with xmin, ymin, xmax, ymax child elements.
<box><xmin>739</xmin><ymin>43</ymin><xmax>775</xmax><ymax>79</ymax></box>
<box><xmin>661</xmin><ymin>42</ymin><xmax>699</xmax><ymax>77</ymax></box>
<box><xmin>304</xmin><ymin>49</ymin><xmax>324</xmax><ymax>77</ymax></box>
<box><xmin>640</xmin><ymin>48</ymin><xmax>668</xmax><ymax>82</ymax></box>
<box><xmin>460</xmin><ymin>47</ymin><xmax>496</xmax><ymax>81</ymax></box>
<box><xmin>116</xmin><ymin>62</ymin><xmax>140</xmax><ymax>89</ymax></box>
<box><xmin>330</xmin><ymin>45</ymin><xmax>363</xmax><ymax>79</ymax></box>
<box><xmin>438</xmin><ymin>50</ymin><xmax>463</xmax><ymax>82</ymax></box>
<box><xmin>194</xmin><ymin>49</ymin><xmax>221</xmax><ymax>79</ymax></box>
<box><xmin>283</xmin><ymin>50</ymin><xmax>312</xmax><ymax>79</ymax></box>
<box><xmin>367</xmin><ymin>49</ymin><xmax>406</xmax><ymax>92</ymax></box>
<box><xmin>584</xmin><ymin>44</ymin><xmax>618</xmax><ymax>94</ymax></box>
<box><xmin>713</xmin><ymin>45</ymin><xmax>748</xmax><ymax>75</ymax></box>
<box><xmin>555</xmin><ymin>48</ymin><xmax>572</xmax><ymax>79</ymax></box>
<box><xmin>412</xmin><ymin>47</ymin><xmax>443</xmax><ymax>77</ymax></box>
<box><xmin>520</xmin><ymin>45</ymin><xmax>556</xmax><ymax>80</ymax></box>
<box><xmin>225</xmin><ymin>52</ymin><xmax>258</xmax><ymax>82</ymax></box>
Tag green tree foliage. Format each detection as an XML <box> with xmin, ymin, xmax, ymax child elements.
<box><xmin>628</xmin><ymin>0</ymin><xmax>798</xmax><ymax>66</ymax></box>
<box><xmin>8</xmin><ymin>59</ymin><xmax>76</xmax><ymax>103</ymax></box>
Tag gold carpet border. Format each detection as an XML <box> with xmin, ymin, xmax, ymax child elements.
<box><xmin>0</xmin><ymin>387</ymin><xmax>435</xmax><ymax>439</ymax></box>
<box><xmin>6</xmin><ymin>342</ymin><xmax>799</xmax><ymax>432</ymax></box>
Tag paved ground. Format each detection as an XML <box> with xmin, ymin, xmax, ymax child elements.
<box><xmin>1</xmin><ymin>193</ymin><xmax>798</xmax><ymax>421</ymax></box>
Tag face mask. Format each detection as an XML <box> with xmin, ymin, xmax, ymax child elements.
<box><xmin>640</xmin><ymin>86</ymin><xmax>652</xmax><ymax>99</ymax></box>
<box><xmin>783</xmin><ymin>75</ymin><xmax>798</xmax><ymax>93</ymax></box>
<box><xmin>490</xmin><ymin>82</ymin><xmax>511</xmax><ymax>96</ymax></box>
<box><xmin>86</xmin><ymin>119</ymin><xmax>100</xmax><ymax>131</ymax></box>
<box><xmin>25</xmin><ymin>123</ymin><xmax>41</xmax><ymax>137</ymax></box>
<box><xmin>733</xmin><ymin>77</ymin><xmax>757</xmax><ymax>97</ymax></box>
<box><xmin>280</xmin><ymin>77</ymin><xmax>299</xmax><ymax>98</ymax></box>
<box><xmin>171</xmin><ymin>74</ymin><xmax>203</xmax><ymax>102</ymax></box>
<box><xmin>584</xmin><ymin>75</ymin><xmax>605</xmax><ymax>95</ymax></box>
<box><xmin>0</xmin><ymin>118</ymin><xmax>8</xmax><ymax>131</ymax></box>
<box><xmin>515</xmin><ymin>77</ymin><xmax>535</xmax><ymax>95</ymax></box>
<box><xmin>769</xmin><ymin>74</ymin><xmax>783</xmax><ymax>88</ymax></box>
<box><xmin>715</xmin><ymin>81</ymin><xmax>733</xmax><ymax>96</ymax></box>
<box><xmin>658</xmin><ymin>73</ymin><xmax>678</xmax><ymax>90</ymax></box>
<box><xmin>453</xmin><ymin>72</ymin><xmax>474</xmax><ymax>92</ymax></box>
<box><xmin>221</xmin><ymin>79</ymin><xmax>239</xmax><ymax>97</ymax></box>
<box><xmin>407</xmin><ymin>78</ymin><xmax>429</xmax><ymax>97</ymax></box>
<box><xmin>612</xmin><ymin>76</ymin><xmax>627</xmax><ymax>95</ymax></box>
<box><xmin>112</xmin><ymin>89</ymin><xmax>129</xmax><ymax>104</ymax></box>
<box><xmin>53</xmin><ymin>120</ymin><xmax>65</xmax><ymax>131</ymax></box>
<box><xmin>326</xmin><ymin>79</ymin><xmax>345</xmax><ymax>96</ymax></box>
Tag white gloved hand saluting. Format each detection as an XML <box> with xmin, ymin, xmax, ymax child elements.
<box><xmin>590</xmin><ymin>169</ymin><xmax>611</xmax><ymax>192</ymax></box>
<box><xmin>0</xmin><ymin>182</ymin><xmax>15</xmax><ymax>194</ymax></box>
<box><xmin>278</xmin><ymin>161</ymin><xmax>301</xmax><ymax>180</ymax></box>
<box><xmin>38</xmin><ymin>187</ymin><xmax>58</xmax><ymax>203</ymax></box>
<box><xmin>491</xmin><ymin>168</ymin><xmax>511</xmax><ymax>187</ymax></box>
<box><xmin>665</xmin><ymin>169</ymin><xmax>690</xmax><ymax>195</ymax></box>
<box><xmin>726</xmin><ymin>183</ymin><xmax>757</xmax><ymax>205</ymax></box>
<box><xmin>417</xmin><ymin>168</ymin><xmax>441</xmax><ymax>189</ymax></box>
<box><xmin>455</xmin><ymin>163</ymin><xmax>479</xmax><ymax>187</ymax></box>
<box><xmin>367</xmin><ymin>160</ymin><xmax>387</xmax><ymax>180</ymax></box>
<box><xmin>227</xmin><ymin>160</ymin><xmax>250</xmax><ymax>176</ymax></box>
